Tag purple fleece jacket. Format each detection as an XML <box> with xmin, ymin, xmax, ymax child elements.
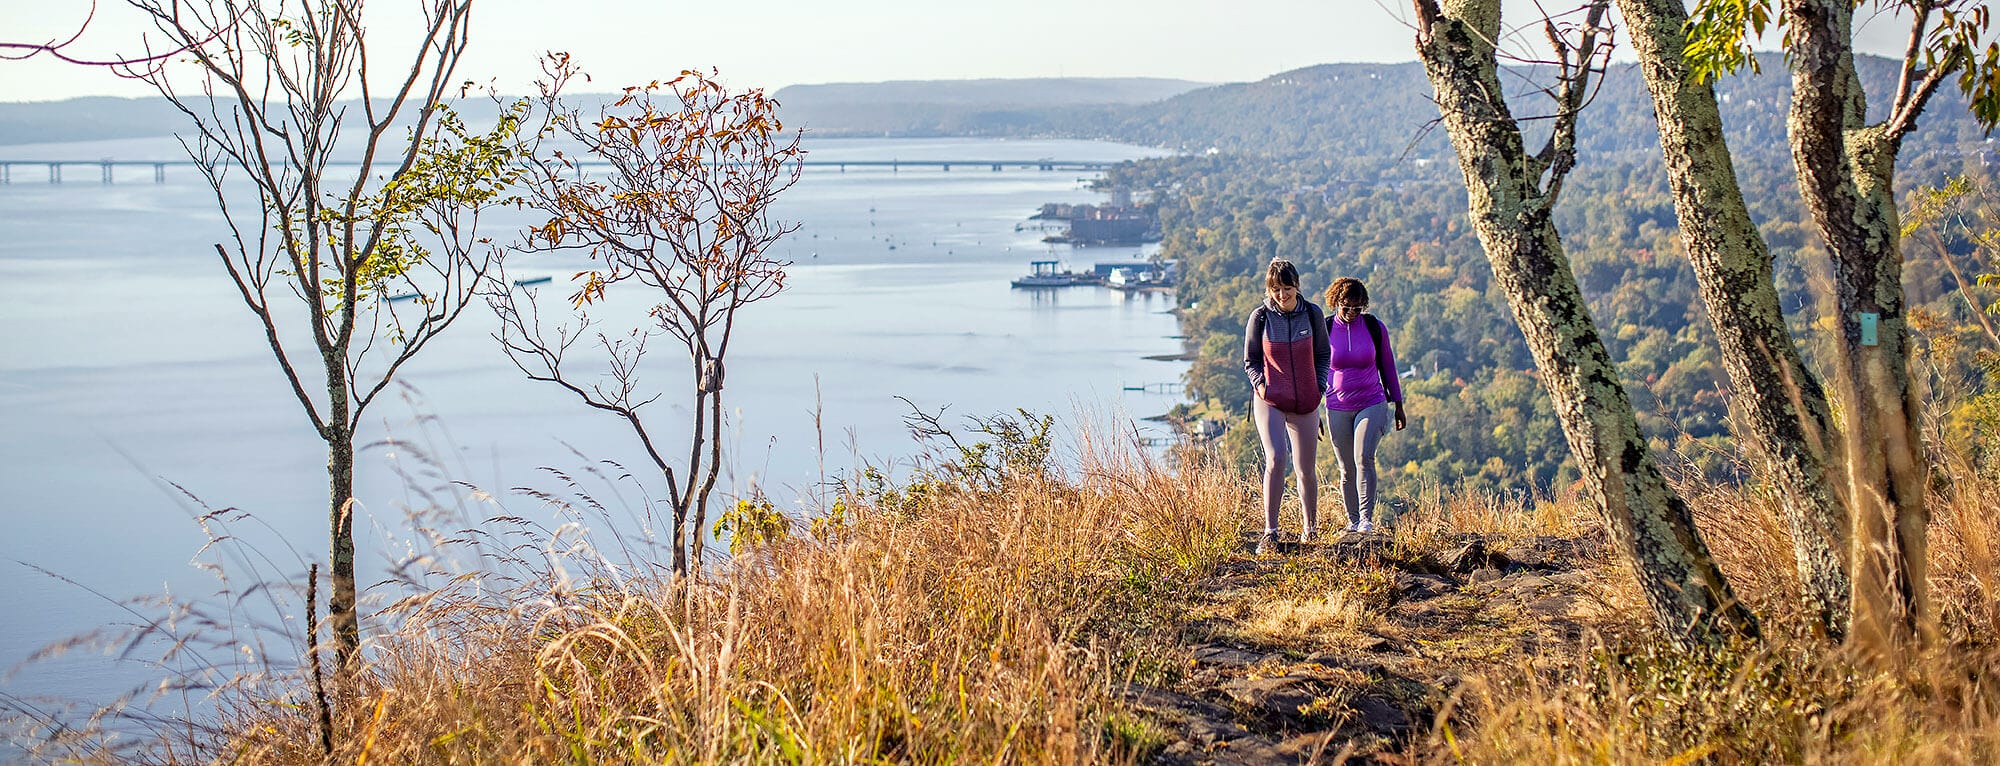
<box><xmin>1324</xmin><ymin>313</ymin><xmax>1402</xmax><ymax>412</ymax></box>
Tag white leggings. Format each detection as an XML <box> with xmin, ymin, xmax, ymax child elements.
<box><xmin>1253</xmin><ymin>399</ymin><xmax>1321</xmax><ymax>535</ymax></box>
<box><xmin>1327</xmin><ymin>402</ymin><xmax>1392</xmax><ymax>526</ymax></box>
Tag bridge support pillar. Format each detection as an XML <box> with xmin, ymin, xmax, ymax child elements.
<box><xmin>49</xmin><ymin>163</ymin><xmax>60</xmax><ymax>184</ymax></box>
<box><xmin>102</xmin><ymin>162</ymin><xmax>114</xmax><ymax>184</ymax></box>
<box><xmin>154</xmin><ymin>163</ymin><xmax>166</xmax><ymax>183</ymax></box>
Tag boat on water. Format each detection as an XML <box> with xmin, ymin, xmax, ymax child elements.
<box><xmin>1011</xmin><ymin>259</ymin><xmax>1091</xmax><ymax>288</ymax></box>
<box><xmin>1105</xmin><ymin>263</ymin><xmax>1174</xmax><ymax>291</ymax></box>
<box><xmin>389</xmin><ymin>275</ymin><xmax>553</xmax><ymax>302</ymax></box>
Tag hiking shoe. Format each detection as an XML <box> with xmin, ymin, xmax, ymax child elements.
<box><xmin>1255</xmin><ymin>532</ymin><xmax>1278</xmax><ymax>555</ymax></box>
<box><xmin>1299</xmin><ymin>526</ymin><xmax>1317</xmax><ymax>545</ymax></box>
<box><xmin>1356</xmin><ymin>521</ymin><xmax>1375</xmax><ymax>534</ymax></box>
<box><xmin>1342</xmin><ymin>522</ymin><xmax>1360</xmax><ymax>534</ymax></box>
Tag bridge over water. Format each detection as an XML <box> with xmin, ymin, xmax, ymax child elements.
<box><xmin>0</xmin><ymin>158</ymin><xmax>1120</xmax><ymax>184</ymax></box>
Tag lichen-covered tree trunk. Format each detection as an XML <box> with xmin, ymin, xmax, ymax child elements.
<box><xmin>1414</xmin><ymin>0</ymin><xmax>1756</xmax><ymax>643</ymax></box>
<box><xmin>1783</xmin><ymin>0</ymin><xmax>1931</xmax><ymax>649</ymax></box>
<box><xmin>1614</xmin><ymin>0</ymin><xmax>1853</xmax><ymax>639</ymax></box>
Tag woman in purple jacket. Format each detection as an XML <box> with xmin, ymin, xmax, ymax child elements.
<box><xmin>1322</xmin><ymin>277</ymin><xmax>1405</xmax><ymax>533</ymax></box>
<box><xmin>1243</xmin><ymin>259</ymin><xmax>1331</xmax><ymax>554</ymax></box>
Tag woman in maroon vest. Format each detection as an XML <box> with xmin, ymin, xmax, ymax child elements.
<box><xmin>1242</xmin><ymin>259</ymin><xmax>1330</xmax><ymax>554</ymax></box>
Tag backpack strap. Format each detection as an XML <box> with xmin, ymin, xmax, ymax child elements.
<box><xmin>1363</xmin><ymin>314</ymin><xmax>1393</xmax><ymax>397</ymax></box>
<box><xmin>1307</xmin><ymin>301</ymin><xmax>1327</xmax><ymax>350</ymax></box>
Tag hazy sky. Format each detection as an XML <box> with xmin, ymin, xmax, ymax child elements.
<box><xmin>3</xmin><ymin>0</ymin><xmax>1921</xmax><ymax>102</ymax></box>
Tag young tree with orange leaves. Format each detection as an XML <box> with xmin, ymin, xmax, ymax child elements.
<box><xmin>492</xmin><ymin>55</ymin><xmax>804</xmax><ymax>575</ymax></box>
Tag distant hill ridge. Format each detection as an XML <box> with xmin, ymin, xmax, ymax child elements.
<box><xmin>3</xmin><ymin>57</ymin><xmax>1985</xmax><ymax>156</ymax></box>
<box><xmin>1117</xmin><ymin>54</ymin><xmax>1987</xmax><ymax>164</ymax></box>
<box><xmin>773</xmin><ymin>77</ymin><xmax>1209</xmax><ymax>106</ymax></box>
<box><xmin>0</xmin><ymin>77</ymin><xmax>1211</xmax><ymax>146</ymax></box>
<box><xmin>0</xmin><ymin>96</ymin><xmax>197</xmax><ymax>147</ymax></box>
<box><xmin>767</xmin><ymin>77</ymin><xmax>1210</xmax><ymax>138</ymax></box>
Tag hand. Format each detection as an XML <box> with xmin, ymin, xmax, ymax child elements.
<box><xmin>1393</xmin><ymin>402</ymin><xmax>1407</xmax><ymax>431</ymax></box>
<box><xmin>1255</xmin><ymin>384</ymin><xmax>1266</xmax><ymax>401</ymax></box>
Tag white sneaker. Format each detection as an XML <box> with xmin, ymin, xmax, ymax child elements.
<box><xmin>1255</xmin><ymin>532</ymin><xmax>1278</xmax><ymax>555</ymax></box>
<box><xmin>1343</xmin><ymin>522</ymin><xmax>1359</xmax><ymax>533</ymax></box>
<box><xmin>1357</xmin><ymin>521</ymin><xmax>1375</xmax><ymax>533</ymax></box>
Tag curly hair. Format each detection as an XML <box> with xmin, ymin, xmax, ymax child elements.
<box><xmin>1324</xmin><ymin>277</ymin><xmax>1369</xmax><ymax>309</ymax></box>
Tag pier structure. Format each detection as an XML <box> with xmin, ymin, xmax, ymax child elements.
<box><xmin>0</xmin><ymin>160</ymin><xmax>178</xmax><ymax>185</ymax></box>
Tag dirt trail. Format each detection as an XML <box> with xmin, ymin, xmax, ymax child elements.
<box><xmin>1125</xmin><ymin>529</ymin><xmax>1615</xmax><ymax>764</ymax></box>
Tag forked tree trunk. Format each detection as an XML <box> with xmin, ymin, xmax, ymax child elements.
<box><xmin>693</xmin><ymin>386</ymin><xmax>724</xmax><ymax>566</ymax></box>
<box><xmin>1614</xmin><ymin>0</ymin><xmax>1854</xmax><ymax>640</ymax></box>
<box><xmin>665</xmin><ymin>381</ymin><xmax>719</xmax><ymax>577</ymax></box>
<box><xmin>1414</xmin><ymin>0</ymin><xmax>1757</xmax><ymax>643</ymax></box>
<box><xmin>1783</xmin><ymin>0</ymin><xmax>1931</xmax><ymax>650</ymax></box>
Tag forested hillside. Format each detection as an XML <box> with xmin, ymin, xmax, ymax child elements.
<box><xmin>1095</xmin><ymin>55</ymin><xmax>1997</xmax><ymax>494</ymax></box>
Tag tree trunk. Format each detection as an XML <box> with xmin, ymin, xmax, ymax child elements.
<box><xmin>692</xmin><ymin>387</ymin><xmax>724</xmax><ymax>567</ymax></box>
<box><xmin>327</xmin><ymin>424</ymin><xmax>358</xmax><ymax>669</ymax></box>
<box><xmin>1783</xmin><ymin>0</ymin><xmax>1931</xmax><ymax>650</ymax></box>
<box><xmin>1415</xmin><ymin>0</ymin><xmax>1757</xmax><ymax>644</ymax></box>
<box><xmin>670</xmin><ymin>482</ymin><xmax>689</xmax><ymax>577</ymax></box>
<box><xmin>672</xmin><ymin>380</ymin><xmax>707</xmax><ymax>577</ymax></box>
<box><xmin>1614</xmin><ymin>0</ymin><xmax>1854</xmax><ymax>639</ymax></box>
<box><xmin>324</xmin><ymin>326</ymin><xmax>360</xmax><ymax>672</ymax></box>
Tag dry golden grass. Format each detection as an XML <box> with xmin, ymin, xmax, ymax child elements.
<box><xmin>1390</xmin><ymin>481</ymin><xmax>1598</xmax><ymax>552</ymax></box>
<box><xmin>1233</xmin><ymin>590</ymin><xmax>1379</xmax><ymax>650</ymax></box>
<box><xmin>64</xmin><ymin>426</ymin><xmax>1244</xmax><ymax>764</ymax></box>
<box><xmin>14</xmin><ymin>417</ymin><xmax>2000</xmax><ymax>764</ymax></box>
<box><xmin>1429</xmin><ymin>455</ymin><xmax>2000</xmax><ymax>766</ymax></box>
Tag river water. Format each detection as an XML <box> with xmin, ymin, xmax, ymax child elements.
<box><xmin>0</xmin><ymin>137</ymin><xmax>1185</xmax><ymax>712</ymax></box>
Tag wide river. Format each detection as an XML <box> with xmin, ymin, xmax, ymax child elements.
<box><xmin>0</xmin><ymin>137</ymin><xmax>1186</xmax><ymax>710</ymax></box>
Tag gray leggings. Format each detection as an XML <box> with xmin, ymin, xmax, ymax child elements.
<box><xmin>1253</xmin><ymin>399</ymin><xmax>1321</xmax><ymax>535</ymax></box>
<box><xmin>1327</xmin><ymin>402</ymin><xmax>1392</xmax><ymax>526</ymax></box>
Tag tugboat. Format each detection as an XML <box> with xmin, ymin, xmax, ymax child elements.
<box><xmin>1011</xmin><ymin>259</ymin><xmax>1083</xmax><ymax>288</ymax></box>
